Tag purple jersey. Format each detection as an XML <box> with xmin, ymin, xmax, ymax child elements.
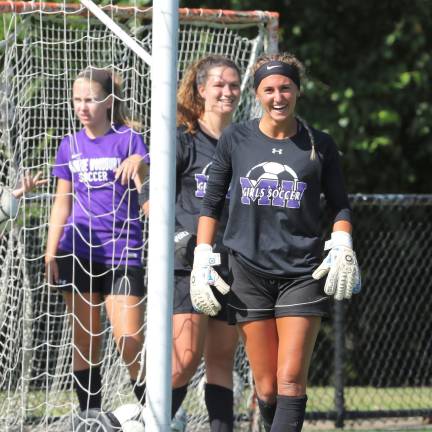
<box><xmin>52</xmin><ymin>125</ymin><xmax>149</xmax><ymax>266</ymax></box>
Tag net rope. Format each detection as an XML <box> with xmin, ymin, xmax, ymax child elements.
<box><xmin>0</xmin><ymin>4</ymin><xmax>270</xmax><ymax>431</ymax></box>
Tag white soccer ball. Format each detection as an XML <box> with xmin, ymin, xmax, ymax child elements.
<box><xmin>0</xmin><ymin>186</ymin><xmax>18</xmax><ymax>228</ymax></box>
<box><xmin>112</xmin><ymin>403</ymin><xmax>142</xmax><ymax>425</ymax></box>
<box><xmin>121</xmin><ymin>419</ymin><xmax>146</xmax><ymax>432</ymax></box>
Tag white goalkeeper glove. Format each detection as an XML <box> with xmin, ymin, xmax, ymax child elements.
<box><xmin>190</xmin><ymin>243</ymin><xmax>230</xmax><ymax>316</ymax></box>
<box><xmin>312</xmin><ymin>231</ymin><xmax>361</xmax><ymax>300</ymax></box>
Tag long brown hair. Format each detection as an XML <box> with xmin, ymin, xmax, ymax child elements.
<box><xmin>76</xmin><ymin>67</ymin><xmax>135</xmax><ymax>128</ymax></box>
<box><xmin>176</xmin><ymin>55</ymin><xmax>241</xmax><ymax>133</ymax></box>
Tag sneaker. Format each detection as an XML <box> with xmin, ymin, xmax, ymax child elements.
<box><xmin>171</xmin><ymin>407</ymin><xmax>187</xmax><ymax>431</ymax></box>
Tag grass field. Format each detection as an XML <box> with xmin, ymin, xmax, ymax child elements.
<box><xmin>304</xmin><ymin>423</ymin><xmax>432</xmax><ymax>431</ymax></box>
<box><xmin>307</xmin><ymin>387</ymin><xmax>432</xmax><ymax>411</ymax></box>
<box><xmin>303</xmin><ymin>387</ymin><xmax>432</xmax><ymax>432</ymax></box>
<box><xmin>185</xmin><ymin>385</ymin><xmax>432</xmax><ymax>431</ymax></box>
<box><xmin>1</xmin><ymin>386</ymin><xmax>431</xmax><ymax>431</ymax></box>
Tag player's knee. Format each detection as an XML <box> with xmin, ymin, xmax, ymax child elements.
<box><xmin>74</xmin><ymin>337</ymin><xmax>102</xmax><ymax>362</ymax></box>
<box><xmin>117</xmin><ymin>335</ymin><xmax>143</xmax><ymax>363</ymax></box>
<box><xmin>205</xmin><ymin>361</ymin><xmax>234</xmax><ymax>387</ymax></box>
<box><xmin>172</xmin><ymin>367</ymin><xmax>197</xmax><ymax>388</ymax></box>
<box><xmin>276</xmin><ymin>372</ymin><xmax>306</xmax><ymax>397</ymax></box>
<box><xmin>172</xmin><ymin>354</ymin><xmax>201</xmax><ymax>387</ymax></box>
<box><xmin>254</xmin><ymin>377</ymin><xmax>277</xmax><ymax>404</ymax></box>
<box><xmin>205</xmin><ymin>350</ymin><xmax>234</xmax><ymax>375</ymax></box>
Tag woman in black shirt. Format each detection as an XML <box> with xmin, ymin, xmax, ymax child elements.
<box><xmin>192</xmin><ymin>53</ymin><xmax>361</xmax><ymax>431</ymax></box>
<box><xmin>141</xmin><ymin>55</ymin><xmax>242</xmax><ymax>431</ymax></box>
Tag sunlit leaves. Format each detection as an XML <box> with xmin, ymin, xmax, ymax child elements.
<box><xmin>370</xmin><ymin>110</ymin><xmax>400</xmax><ymax>126</ymax></box>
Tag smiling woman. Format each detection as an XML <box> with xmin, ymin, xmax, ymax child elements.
<box><xmin>193</xmin><ymin>52</ymin><xmax>361</xmax><ymax>432</ymax></box>
<box><xmin>252</xmin><ymin>54</ymin><xmax>304</xmax><ymax>143</ymax></box>
<box><xmin>197</xmin><ymin>65</ymin><xmax>241</xmax><ymax>123</ymax></box>
<box><xmin>139</xmin><ymin>55</ymin><xmax>242</xmax><ymax>432</ymax></box>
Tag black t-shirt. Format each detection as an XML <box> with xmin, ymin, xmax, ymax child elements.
<box><xmin>200</xmin><ymin>118</ymin><xmax>351</xmax><ymax>278</ymax></box>
<box><xmin>139</xmin><ymin>125</ymin><xmax>229</xmax><ymax>272</ymax></box>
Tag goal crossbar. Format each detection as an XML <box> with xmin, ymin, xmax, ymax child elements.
<box><xmin>0</xmin><ymin>2</ymin><xmax>279</xmax><ymax>55</ymax></box>
<box><xmin>0</xmin><ymin>2</ymin><xmax>279</xmax><ymax>26</ymax></box>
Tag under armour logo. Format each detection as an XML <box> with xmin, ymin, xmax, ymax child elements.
<box><xmin>272</xmin><ymin>148</ymin><xmax>283</xmax><ymax>154</ymax></box>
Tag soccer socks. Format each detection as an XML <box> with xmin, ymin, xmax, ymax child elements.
<box><xmin>204</xmin><ymin>383</ymin><xmax>234</xmax><ymax>432</ymax></box>
<box><xmin>171</xmin><ymin>384</ymin><xmax>188</xmax><ymax>418</ymax></box>
<box><xmin>131</xmin><ymin>379</ymin><xmax>146</xmax><ymax>405</ymax></box>
<box><xmin>73</xmin><ymin>366</ymin><xmax>102</xmax><ymax>411</ymax></box>
<box><xmin>257</xmin><ymin>397</ymin><xmax>276</xmax><ymax>432</ymax></box>
<box><xmin>270</xmin><ymin>395</ymin><xmax>307</xmax><ymax>432</ymax></box>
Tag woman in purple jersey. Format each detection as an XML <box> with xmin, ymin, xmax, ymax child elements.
<box><xmin>192</xmin><ymin>53</ymin><xmax>361</xmax><ymax>431</ymax></box>
<box><xmin>141</xmin><ymin>55</ymin><xmax>241</xmax><ymax>431</ymax></box>
<box><xmin>45</xmin><ymin>68</ymin><xmax>149</xmax><ymax>413</ymax></box>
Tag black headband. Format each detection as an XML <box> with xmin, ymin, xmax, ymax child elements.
<box><xmin>253</xmin><ymin>61</ymin><xmax>301</xmax><ymax>91</ymax></box>
<box><xmin>79</xmin><ymin>68</ymin><xmax>113</xmax><ymax>94</ymax></box>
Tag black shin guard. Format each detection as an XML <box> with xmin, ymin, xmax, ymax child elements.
<box><xmin>171</xmin><ymin>385</ymin><xmax>188</xmax><ymax>419</ymax></box>
<box><xmin>204</xmin><ymin>383</ymin><xmax>234</xmax><ymax>432</ymax></box>
<box><xmin>270</xmin><ymin>395</ymin><xmax>307</xmax><ymax>432</ymax></box>
<box><xmin>257</xmin><ymin>397</ymin><xmax>277</xmax><ymax>432</ymax></box>
<box><xmin>131</xmin><ymin>379</ymin><xmax>146</xmax><ymax>405</ymax></box>
<box><xmin>73</xmin><ymin>366</ymin><xmax>102</xmax><ymax>411</ymax></box>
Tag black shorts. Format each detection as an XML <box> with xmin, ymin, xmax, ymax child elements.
<box><xmin>56</xmin><ymin>252</ymin><xmax>145</xmax><ymax>297</ymax></box>
<box><xmin>227</xmin><ymin>255</ymin><xmax>330</xmax><ymax>324</ymax></box>
<box><xmin>174</xmin><ymin>270</ymin><xmax>232</xmax><ymax>322</ymax></box>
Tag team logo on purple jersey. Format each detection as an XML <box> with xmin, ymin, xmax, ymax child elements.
<box><xmin>195</xmin><ymin>162</ymin><xmax>230</xmax><ymax>199</ymax></box>
<box><xmin>240</xmin><ymin>161</ymin><xmax>307</xmax><ymax>208</ymax></box>
<box><xmin>69</xmin><ymin>156</ymin><xmax>121</xmax><ymax>183</ymax></box>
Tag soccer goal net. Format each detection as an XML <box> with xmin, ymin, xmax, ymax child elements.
<box><xmin>0</xmin><ymin>2</ymin><xmax>278</xmax><ymax>431</ymax></box>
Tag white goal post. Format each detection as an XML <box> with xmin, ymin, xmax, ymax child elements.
<box><xmin>146</xmin><ymin>0</ymin><xmax>177</xmax><ymax>429</ymax></box>
<box><xmin>0</xmin><ymin>2</ymin><xmax>279</xmax><ymax>431</ymax></box>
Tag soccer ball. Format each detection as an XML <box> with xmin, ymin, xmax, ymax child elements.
<box><xmin>246</xmin><ymin>161</ymin><xmax>298</xmax><ymax>185</ymax></box>
<box><xmin>112</xmin><ymin>403</ymin><xmax>142</xmax><ymax>425</ymax></box>
<box><xmin>72</xmin><ymin>408</ymin><xmax>121</xmax><ymax>431</ymax></box>
<box><xmin>0</xmin><ymin>186</ymin><xmax>18</xmax><ymax>232</ymax></box>
<box><xmin>72</xmin><ymin>405</ymin><xmax>145</xmax><ymax>432</ymax></box>
<box><xmin>121</xmin><ymin>420</ymin><xmax>146</xmax><ymax>432</ymax></box>
<box><xmin>112</xmin><ymin>404</ymin><xmax>145</xmax><ymax>431</ymax></box>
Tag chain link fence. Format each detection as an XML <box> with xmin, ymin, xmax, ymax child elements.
<box><xmin>305</xmin><ymin>194</ymin><xmax>432</xmax><ymax>430</ymax></box>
